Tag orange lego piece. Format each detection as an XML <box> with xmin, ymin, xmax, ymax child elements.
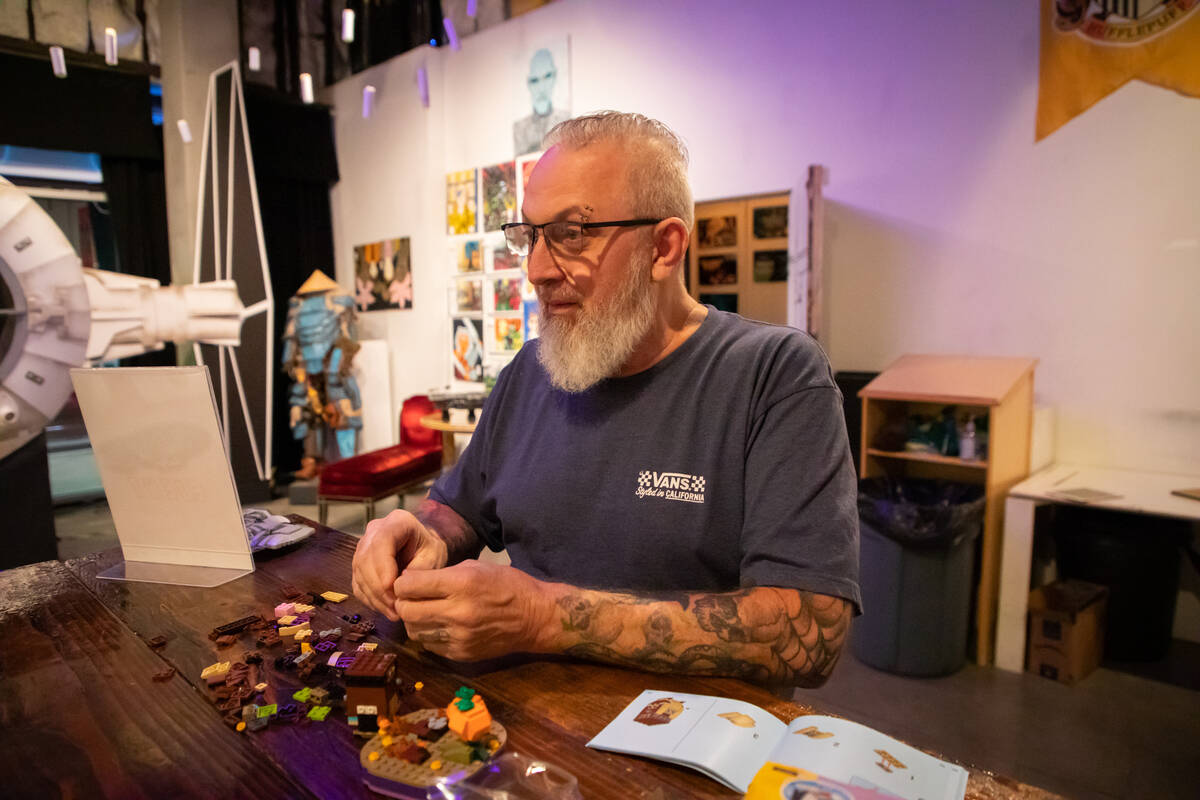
<box><xmin>445</xmin><ymin>688</ymin><xmax>492</xmax><ymax>742</ymax></box>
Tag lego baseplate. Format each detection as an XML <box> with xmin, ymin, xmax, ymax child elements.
<box><xmin>360</xmin><ymin>708</ymin><xmax>507</xmax><ymax>798</ymax></box>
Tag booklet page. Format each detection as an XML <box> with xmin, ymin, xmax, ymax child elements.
<box><xmin>587</xmin><ymin>690</ymin><xmax>786</xmax><ymax>792</ymax></box>
<box><xmin>771</xmin><ymin>715</ymin><xmax>968</xmax><ymax>800</ymax></box>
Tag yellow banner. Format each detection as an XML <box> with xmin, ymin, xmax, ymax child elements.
<box><xmin>1037</xmin><ymin>0</ymin><xmax>1200</xmax><ymax>140</ymax></box>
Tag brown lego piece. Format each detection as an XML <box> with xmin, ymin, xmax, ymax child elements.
<box><xmin>214</xmin><ymin>634</ymin><xmax>239</xmax><ymax>648</ymax></box>
<box><xmin>146</xmin><ymin>635</ymin><xmax>168</xmax><ymax>649</ymax></box>
<box><xmin>152</xmin><ymin>666</ymin><xmax>175</xmax><ymax>682</ymax></box>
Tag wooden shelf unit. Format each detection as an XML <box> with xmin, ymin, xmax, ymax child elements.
<box><xmin>858</xmin><ymin>354</ymin><xmax>1037</xmax><ymax>666</ymax></box>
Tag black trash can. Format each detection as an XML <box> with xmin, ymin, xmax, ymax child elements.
<box><xmin>852</xmin><ymin>478</ymin><xmax>985</xmax><ymax>677</ymax></box>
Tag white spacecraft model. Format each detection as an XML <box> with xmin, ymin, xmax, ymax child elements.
<box><xmin>0</xmin><ymin>61</ymin><xmax>275</xmax><ymax>481</ymax></box>
<box><xmin>0</xmin><ymin>175</ymin><xmax>243</xmax><ymax>462</ymax></box>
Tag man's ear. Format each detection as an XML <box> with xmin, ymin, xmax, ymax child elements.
<box><xmin>650</xmin><ymin>218</ymin><xmax>690</xmax><ymax>283</ymax></box>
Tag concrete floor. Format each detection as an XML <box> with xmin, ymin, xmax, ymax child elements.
<box><xmin>52</xmin><ymin>498</ymin><xmax>1199</xmax><ymax>800</ymax></box>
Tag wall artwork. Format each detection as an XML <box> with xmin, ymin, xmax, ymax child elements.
<box><xmin>491</xmin><ymin>240</ymin><xmax>521</xmax><ymax>272</ymax></box>
<box><xmin>517</xmin><ymin>152</ymin><xmax>540</xmax><ymax>220</ymax></box>
<box><xmin>451</xmin><ymin>317</ymin><xmax>484</xmax><ymax>382</ymax></box>
<box><xmin>353</xmin><ymin>237</ymin><xmax>413</xmax><ymax>311</ymax></box>
<box><xmin>753</xmin><ymin>249</ymin><xmax>788</xmax><ymax>283</ymax></box>
<box><xmin>698</xmin><ymin>254</ymin><xmax>737</xmax><ymax>286</ymax></box>
<box><xmin>513</xmin><ymin>38</ymin><xmax>571</xmax><ymax>157</ymax></box>
<box><xmin>699</xmin><ymin>293</ymin><xmax>738</xmax><ymax>313</ymax></box>
<box><xmin>456</xmin><ymin>279</ymin><xmax>483</xmax><ymax>313</ymax></box>
<box><xmin>494</xmin><ymin>317</ymin><xmax>524</xmax><ymax>352</ymax></box>
<box><xmin>696</xmin><ymin>216</ymin><xmax>737</xmax><ymax>248</ymax></box>
<box><xmin>752</xmin><ymin>206</ymin><xmax>788</xmax><ymax>239</ymax></box>
<box><xmin>493</xmin><ymin>277</ymin><xmax>522</xmax><ymax>311</ymax></box>
<box><xmin>446</xmin><ymin>169</ymin><xmax>478</xmax><ymax>235</ymax></box>
<box><xmin>453</xmin><ymin>239</ymin><xmax>484</xmax><ymax>274</ymax></box>
<box><xmin>482</xmin><ymin>162</ymin><xmax>518</xmax><ymax>232</ymax></box>
<box><xmin>522</xmin><ymin>277</ymin><xmax>539</xmax><ymax>341</ymax></box>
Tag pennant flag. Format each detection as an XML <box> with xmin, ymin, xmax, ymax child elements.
<box><xmin>1036</xmin><ymin>0</ymin><xmax>1200</xmax><ymax>140</ymax></box>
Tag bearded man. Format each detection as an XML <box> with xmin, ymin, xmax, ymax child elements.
<box><xmin>352</xmin><ymin>112</ymin><xmax>860</xmax><ymax>686</ymax></box>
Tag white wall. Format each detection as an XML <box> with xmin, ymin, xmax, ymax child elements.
<box><xmin>324</xmin><ymin>0</ymin><xmax>1200</xmax><ymax>480</ymax></box>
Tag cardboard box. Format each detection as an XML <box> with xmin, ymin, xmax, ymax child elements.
<box><xmin>1026</xmin><ymin>579</ymin><xmax>1107</xmax><ymax>686</ymax></box>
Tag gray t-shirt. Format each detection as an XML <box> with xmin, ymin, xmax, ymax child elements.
<box><xmin>430</xmin><ymin>309</ymin><xmax>861</xmax><ymax>609</ymax></box>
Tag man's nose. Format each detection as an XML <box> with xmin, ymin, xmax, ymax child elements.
<box><xmin>525</xmin><ymin>234</ymin><xmax>564</xmax><ymax>285</ymax></box>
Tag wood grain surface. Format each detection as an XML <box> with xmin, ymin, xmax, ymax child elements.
<box><xmin>0</xmin><ymin>560</ymin><xmax>305</xmax><ymax>799</ymax></box>
<box><xmin>0</xmin><ymin>517</ymin><xmax>1064</xmax><ymax>799</ymax></box>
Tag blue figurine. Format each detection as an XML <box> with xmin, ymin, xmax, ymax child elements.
<box><xmin>282</xmin><ymin>270</ymin><xmax>363</xmax><ymax>478</ymax></box>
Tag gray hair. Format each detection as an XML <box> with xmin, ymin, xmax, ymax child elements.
<box><xmin>543</xmin><ymin>111</ymin><xmax>694</xmax><ymax>231</ymax></box>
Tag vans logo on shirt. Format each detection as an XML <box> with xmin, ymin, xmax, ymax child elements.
<box><xmin>636</xmin><ymin>471</ymin><xmax>706</xmax><ymax>504</ymax></box>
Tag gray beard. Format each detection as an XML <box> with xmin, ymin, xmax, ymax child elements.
<box><xmin>536</xmin><ymin>257</ymin><xmax>657</xmax><ymax>393</ymax></box>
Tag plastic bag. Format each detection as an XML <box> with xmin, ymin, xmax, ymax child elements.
<box><xmin>857</xmin><ymin>477</ymin><xmax>984</xmax><ymax>549</ymax></box>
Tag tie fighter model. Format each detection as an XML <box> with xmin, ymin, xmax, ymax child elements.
<box><xmin>0</xmin><ymin>61</ymin><xmax>274</xmax><ymax>486</ymax></box>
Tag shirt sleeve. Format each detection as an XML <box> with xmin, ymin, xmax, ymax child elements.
<box><xmin>739</xmin><ymin>383</ymin><xmax>862</xmax><ymax>613</ymax></box>
<box><xmin>427</xmin><ymin>358</ymin><xmax>522</xmax><ymax>553</ymax></box>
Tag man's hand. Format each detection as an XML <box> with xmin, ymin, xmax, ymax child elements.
<box><xmin>393</xmin><ymin>561</ymin><xmax>556</xmax><ymax>662</ymax></box>
<box><xmin>352</xmin><ymin>509</ymin><xmax>449</xmax><ymax>621</ymax></box>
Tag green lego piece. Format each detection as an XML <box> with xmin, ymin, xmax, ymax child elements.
<box><xmin>307</xmin><ymin>705</ymin><xmax>332</xmax><ymax>722</ymax></box>
<box><xmin>293</xmin><ymin>687</ymin><xmax>312</xmax><ymax>702</ymax></box>
<box><xmin>257</xmin><ymin>703</ymin><xmax>278</xmax><ymax>718</ymax></box>
<box><xmin>454</xmin><ymin>686</ymin><xmax>476</xmax><ymax>710</ymax></box>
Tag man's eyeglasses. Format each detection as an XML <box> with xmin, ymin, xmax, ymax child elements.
<box><xmin>500</xmin><ymin>218</ymin><xmax>663</xmax><ymax>257</ymax></box>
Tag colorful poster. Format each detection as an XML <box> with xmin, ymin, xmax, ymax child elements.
<box><xmin>494</xmin><ymin>317</ymin><xmax>524</xmax><ymax>352</ymax></box>
<box><xmin>752</xmin><ymin>206</ymin><xmax>788</xmax><ymax>239</ymax></box>
<box><xmin>493</xmin><ymin>277</ymin><xmax>522</xmax><ymax>311</ymax></box>
<box><xmin>512</xmin><ymin>38</ymin><xmax>571</xmax><ymax>157</ymax></box>
<box><xmin>446</xmin><ymin>169</ymin><xmax>478</xmax><ymax>235</ymax></box>
<box><xmin>1036</xmin><ymin>0</ymin><xmax>1200</xmax><ymax>140</ymax></box>
<box><xmin>453</xmin><ymin>239</ymin><xmax>483</xmax><ymax>274</ymax></box>
<box><xmin>696</xmin><ymin>216</ymin><xmax>737</xmax><ymax>248</ymax></box>
<box><xmin>456</xmin><ymin>279</ymin><xmax>482</xmax><ymax>313</ymax></box>
<box><xmin>451</xmin><ymin>317</ymin><xmax>484</xmax><ymax>382</ymax></box>
<box><xmin>752</xmin><ymin>250</ymin><xmax>788</xmax><ymax>283</ymax></box>
<box><xmin>521</xmin><ymin>276</ymin><xmax>539</xmax><ymax>340</ymax></box>
<box><xmin>698</xmin><ymin>254</ymin><xmax>737</xmax><ymax>286</ymax></box>
<box><xmin>492</xmin><ymin>240</ymin><xmax>521</xmax><ymax>272</ymax></box>
<box><xmin>517</xmin><ymin>152</ymin><xmax>540</xmax><ymax>221</ymax></box>
<box><xmin>353</xmin><ymin>237</ymin><xmax>413</xmax><ymax>311</ymax></box>
<box><xmin>481</xmin><ymin>162</ymin><xmax>518</xmax><ymax>232</ymax></box>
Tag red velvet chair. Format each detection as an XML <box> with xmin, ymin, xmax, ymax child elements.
<box><xmin>317</xmin><ymin>395</ymin><xmax>443</xmax><ymax>526</ymax></box>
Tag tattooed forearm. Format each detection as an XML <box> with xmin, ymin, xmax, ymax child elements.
<box><xmin>415</xmin><ymin>499</ymin><xmax>483</xmax><ymax>564</ymax></box>
<box><xmin>546</xmin><ymin>586</ymin><xmax>851</xmax><ymax>686</ymax></box>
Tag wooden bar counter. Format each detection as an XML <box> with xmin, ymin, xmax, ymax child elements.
<box><xmin>0</xmin><ymin>518</ymin><xmax>1061</xmax><ymax>799</ymax></box>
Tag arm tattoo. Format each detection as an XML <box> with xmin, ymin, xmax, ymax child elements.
<box><xmin>415</xmin><ymin>498</ymin><xmax>483</xmax><ymax>564</ymax></box>
<box><xmin>550</xmin><ymin>587</ymin><xmax>851</xmax><ymax>686</ymax></box>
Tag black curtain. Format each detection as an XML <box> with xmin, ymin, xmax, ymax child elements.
<box><xmin>0</xmin><ymin>52</ymin><xmax>158</xmax><ymax>158</ymax></box>
<box><xmin>243</xmin><ymin>83</ymin><xmax>339</xmax><ymax>477</ymax></box>
<box><xmin>100</xmin><ymin>148</ymin><xmax>175</xmax><ymax>367</ymax></box>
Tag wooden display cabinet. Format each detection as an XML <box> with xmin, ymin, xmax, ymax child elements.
<box><xmin>858</xmin><ymin>354</ymin><xmax>1037</xmax><ymax>666</ymax></box>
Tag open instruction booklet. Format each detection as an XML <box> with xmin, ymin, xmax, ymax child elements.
<box><xmin>587</xmin><ymin>690</ymin><xmax>967</xmax><ymax>799</ymax></box>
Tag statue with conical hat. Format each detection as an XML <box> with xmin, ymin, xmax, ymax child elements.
<box><xmin>282</xmin><ymin>269</ymin><xmax>362</xmax><ymax>479</ymax></box>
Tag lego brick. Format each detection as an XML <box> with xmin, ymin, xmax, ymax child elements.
<box><xmin>146</xmin><ymin>635</ymin><xmax>168</xmax><ymax>649</ymax></box>
<box><xmin>274</xmin><ymin>602</ymin><xmax>296</xmax><ymax>618</ymax></box>
<box><xmin>277</xmin><ymin>614</ymin><xmax>298</xmax><ymax>625</ymax></box>
<box><xmin>214</xmin><ymin>634</ymin><xmax>238</xmax><ymax>648</ymax></box>
<box><xmin>321</xmin><ymin>591</ymin><xmax>349</xmax><ymax>603</ymax></box>
<box><xmin>292</xmin><ymin>603</ymin><xmax>315</xmax><ymax>613</ymax></box>
<box><xmin>201</xmin><ymin>661</ymin><xmax>232</xmax><ymax>685</ymax></box>
<box><xmin>152</xmin><ymin>666</ymin><xmax>176</xmax><ymax>682</ymax></box>
<box><xmin>209</xmin><ymin>614</ymin><xmax>261</xmax><ymax>640</ymax></box>
<box><xmin>293</xmin><ymin>687</ymin><xmax>313</xmax><ymax>702</ymax></box>
<box><xmin>257</xmin><ymin>704</ymin><xmax>277</xmax><ymax>718</ymax></box>
<box><xmin>345</xmin><ymin>651</ymin><xmax>395</xmax><ymax>681</ymax></box>
<box><xmin>278</xmin><ymin>621</ymin><xmax>311</xmax><ymax>637</ymax></box>
<box><xmin>308</xmin><ymin>705</ymin><xmax>332</xmax><ymax>722</ymax></box>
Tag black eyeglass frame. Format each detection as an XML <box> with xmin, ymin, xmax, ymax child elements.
<box><xmin>500</xmin><ymin>218</ymin><xmax>664</xmax><ymax>255</ymax></box>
